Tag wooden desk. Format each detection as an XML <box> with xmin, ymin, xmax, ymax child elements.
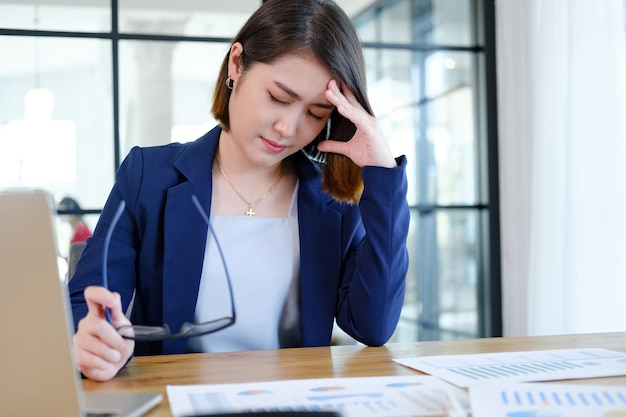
<box><xmin>82</xmin><ymin>332</ymin><xmax>626</xmax><ymax>417</ymax></box>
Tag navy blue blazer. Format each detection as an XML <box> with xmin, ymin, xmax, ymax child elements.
<box><xmin>69</xmin><ymin>126</ymin><xmax>410</xmax><ymax>355</ymax></box>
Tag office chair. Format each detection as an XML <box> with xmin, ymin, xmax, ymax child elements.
<box><xmin>67</xmin><ymin>241</ymin><xmax>134</xmax><ymax>318</ymax></box>
<box><xmin>67</xmin><ymin>241</ymin><xmax>87</xmax><ymax>283</ymax></box>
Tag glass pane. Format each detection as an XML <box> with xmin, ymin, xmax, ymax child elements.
<box><xmin>424</xmin><ymin>87</ymin><xmax>478</xmax><ymax>205</ymax></box>
<box><xmin>354</xmin><ymin>8</ymin><xmax>378</xmax><ymax>43</ymax></box>
<box><xmin>413</xmin><ymin>0</ymin><xmax>474</xmax><ymax>45</ymax></box>
<box><xmin>380</xmin><ymin>0</ymin><xmax>412</xmax><ymax>43</ymax></box>
<box><xmin>364</xmin><ymin>47</ymin><xmax>480</xmax><ymax>206</ymax></box>
<box><xmin>420</xmin><ymin>50</ymin><xmax>479</xmax><ymax>206</ymax></box>
<box><xmin>394</xmin><ymin>209</ymin><xmax>480</xmax><ymax>342</ymax></box>
<box><xmin>354</xmin><ymin>0</ymin><xmax>474</xmax><ymax>46</ymax></box>
<box><xmin>0</xmin><ymin>1</ymin><xmax>110</xmax><ymax>33</ymax></box>
<box><xmin>118</xmin><ymin>0</ymin><xmax>260</xmax><ymax>38</ymax></box>
<box><xmin>364</xmin><ymin>48</ymin><xmax>418</xmax><ymax>205</ymax></box>
<box><xmin>118</xmin><ymin>40</ymin><xmax>227</xmax><ymax>157</ymax></box>
<box><xmin>393</xmin><ymin>209</ymin><xmax>420</xmax><ymax>342</ymax></box>
<box><xmin>436</xmin><ymin>209</ymin><xmax>479</xmax><ymax>339</ymax></box>
<box><xmin>423</xmin><ymin>50</ymin><xmax>475</xmax><ymax>99</ymax></box>
<box><xmin>0</xmin><ymin>36</ymin><xmax>115</xmax><ymax>210</ymax></box>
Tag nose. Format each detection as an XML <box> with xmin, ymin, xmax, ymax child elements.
<box><xmin>273</xmin><ymin>109</ymin><xmax>299</xmax><ymax>138</ymax></box>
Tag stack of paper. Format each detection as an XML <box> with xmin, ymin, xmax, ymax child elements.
<box><xmin>167</xmin><ymin>349</ymin><xmax>626</xmax><ymax>416</ymax></box>
<box><xmin>394</xmin><ymin>348</ymin><xmax>626</xmax><ymax>417</ymax></box>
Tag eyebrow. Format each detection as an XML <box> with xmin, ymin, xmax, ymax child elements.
<box><xmin>274</xmin><ymin>81</ymin><xmax>335</xmax><ymax>110</ymax></box>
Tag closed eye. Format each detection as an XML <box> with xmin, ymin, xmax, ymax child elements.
<box><xmin>271</xmin><ymin>93</ymin><xmax>326</xmax><ymax>122</ymax></box>
<box><xmin>269</xmin><ymin>94</ymin><xmax>288</xmax><ymax>106</ymax></box>
<box><xmin>308</xmin><ymin>112</ymin><xmax>324</xmax><ymax>122</ymax></box>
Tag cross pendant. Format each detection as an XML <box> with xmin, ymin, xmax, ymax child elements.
<box><xmin>246</xmin><ymin>206</ymin><xmax>255</xmax><ymax>216</ymax></box>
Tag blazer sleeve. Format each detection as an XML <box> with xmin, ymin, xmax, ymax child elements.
<box><xmin>334</xmin><ymin>156</ymin><xmax>410</xmax><ymax>346</ymax></box>
<box><xmin>67</xmin><ymin>147</ymin><xmax>144</xmax><ymax>331</ymax></box>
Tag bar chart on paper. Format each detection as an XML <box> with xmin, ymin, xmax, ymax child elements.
<box><xmin>470</xmin><ymin>382</ymin><xmax>626</xmax><ymax>417</ymax></box>
<box><xmin>393</xmin><ymin>348</ymin><xmax>626</xmax><ymax>388</ymax></box>
<box><xmin>166</xmin><ymin>375</ymin><xmax>469</xmax><ymax>417</ymax></box>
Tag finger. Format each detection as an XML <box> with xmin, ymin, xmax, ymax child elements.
<box><xmin>327</xmin><ymin>79</ymin><xmax>363</xmax><ymax>112</ymax></box>
<box><xmin>108</xmin><ymin>292</ymin><xmax>132</xmax><ymax>328</ymax></box>
<box><xmin>82</xmin><ymin>367</ymin><xmax>117</xmax><ymax>382</ymax></box>
<box><xmin>326</xmin><ymin>81</ymin><xmax>370</xmax><ymax>128</ymax></box>
<box><xmin>325</xmin><ymin>80</ymin><xmax>348</xmax><ymax>111</ymax></box>
<box><xmin>75</xmin><ymin>316</ymin><xmax>126</xmax><ymax>360</ymax></box>
<box><xmin>75</xmin><ymin>327</ymin><xmax>123</xmax><ymax>363</ymax></box>
<box><xmin>77</xmin><ymin>358</ymin><xmax>116</xmax><ymax>382</ymax></box>
<box><xmin>77</xmin><ymin>356</ymin><xmax>121</xmax><ymax>382</ymax></box>
<box><xmin>84</xmin><ymin>286</ymin><xmax>121</xmax><ymax>318</ymax></box>
<box><xmin>335</xmin><ymin>80</ymin><xmax>360</xmax><ymax>107</ymax></box>
<box><xmin>75</xmin><ymin>338</ymin><xmax>120</xmax><ymax>371</ymax></box>
<box><xmin>316</xmin><ymin>139</ymin><xmax>351</xmax><ymax>155</ymax></box>
<box><xmin>73</xmin><ymin>320</ymin><xmax>133</xmax><ymax>381</ymax></box>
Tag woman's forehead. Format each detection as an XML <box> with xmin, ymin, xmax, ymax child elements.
<box><xmin>257</xmin><ymin>54</ymin><xmax>334</xmax><ymax>95</ymax></box>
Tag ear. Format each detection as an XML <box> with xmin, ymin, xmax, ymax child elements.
<box><xmin>227</xmin><ymin>42</ymin><xmax>244</xmax><ymax>82</ymax></box>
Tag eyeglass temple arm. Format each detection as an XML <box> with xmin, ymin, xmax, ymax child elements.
<box><xmin>191</xmin><ymin>195</ymin><xmax>236</xmax><ymax>318</ymax></box>
<box><xmin>102</xmin><ymin>200</ymin><xmax>126</xmax><ymax>324</ymax></box>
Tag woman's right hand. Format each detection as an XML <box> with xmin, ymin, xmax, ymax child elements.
<box><xmin>72</xmin><ymin>286</ymin><xmax>135</xmax><ymax>381</ymax></box>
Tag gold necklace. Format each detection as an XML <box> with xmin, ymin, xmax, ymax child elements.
<box><xmin>214</xmin><ymin>155</ymin><xmax>283</xmax><ymax>216</ymax></box>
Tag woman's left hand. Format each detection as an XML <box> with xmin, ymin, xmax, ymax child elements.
<box><xmin>317</xmin><ymin>79</ymin><xmax>397</xmax><ymax>168</ymax></box>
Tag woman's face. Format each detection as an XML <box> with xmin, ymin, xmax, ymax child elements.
<box><xmin>225</xmin><ymin>43</ymin><xmax>335</xmax><ymax>166</ymax></box>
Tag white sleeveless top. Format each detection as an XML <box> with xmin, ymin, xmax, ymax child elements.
<box><xmin>187</xmin><ymin>183</ymin><xmax>300</xmax><ymax>353</ymax></box>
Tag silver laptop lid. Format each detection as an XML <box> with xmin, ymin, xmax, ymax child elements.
<box><xmin>0</xmin><ymin>189</ymin><xmax>85</xmax><ymax>416</ymax></box>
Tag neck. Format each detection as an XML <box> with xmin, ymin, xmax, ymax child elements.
<box><xmin>211</xmin><ymin>134</ymin><xmax>297</xmax><ymax>217</ymax></box>
<box><xmin>214</xmin><ymin>153</ymin><xmax>284</xmax><ymax>217</ymax></box>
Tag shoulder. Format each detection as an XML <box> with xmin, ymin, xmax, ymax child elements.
<box><xmin>114</xmin><ymin>127</ymin><xmax>220</xmax><ymax>199</ymax></box>
<box><xmin>129</xmin><ymin>129</ymin><xmax>218</xmax><ymax>165</ymax></box>
<box><xmin>120</xmin><ymin>127</ymin><xmax>220</xmax><ymax>175</ymax></box>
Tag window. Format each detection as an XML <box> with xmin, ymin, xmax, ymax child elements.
<box><xmin>353</xmin><ymin>0</ymin><xmax>501</xmax><ymax>340</ymax></box>
<box><xmin>0</xmin><ymin>0</ymin><xmax>500</xmax><ymax>339</ymax></box>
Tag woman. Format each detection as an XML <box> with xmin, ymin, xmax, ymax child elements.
<box><xmin>58</xmin><ymin>196</ymin><xmax>92</xmax><ymax>244</ymax></box>
<box><xmin>69</xmin><ymin>0</ymin><xmax>410</xmax><ymax>382</ymax></box>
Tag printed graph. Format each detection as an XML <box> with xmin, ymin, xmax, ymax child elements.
<box><xmin>167</xmin><ymin>375</ymin><xmax>469</xmax><ymax>417</ymax></box>
<box><xmin>470</xmin><ymin>382</ymin><xmax>626</xmax><ymax>417</ymax></box>
<box><xmin>394</xmin><ymin>348</ymin><xmax>626</xmax><ymax>387</ymax></box>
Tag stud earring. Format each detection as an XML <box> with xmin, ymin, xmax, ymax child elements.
<box><xmin>225</xmin><ymin>77</ymin><xmax>234</xmax><ymax>90</ymax></box>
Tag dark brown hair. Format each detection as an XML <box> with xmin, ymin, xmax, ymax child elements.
<box><xmin>211</xmin><ymin>0</ymin><xmax>371</xmax><ymax>204</ymax></box>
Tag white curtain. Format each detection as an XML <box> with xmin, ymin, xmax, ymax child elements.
<box><xmin>496</xmin><ymin>0</ymin><xmax>626</xmax><ymax>336</ymax></box>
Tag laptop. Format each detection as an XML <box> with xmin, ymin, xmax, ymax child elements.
<box><xmin>0</xmin><ymin>189</ymin><xmax>162</xmax><ymax>417</ymax></box>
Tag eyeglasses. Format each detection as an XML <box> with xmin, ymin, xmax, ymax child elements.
<box><xmin>102</xmin><ymin>195</ymin><xmax>236</xmax><ymax>341</ymax></box>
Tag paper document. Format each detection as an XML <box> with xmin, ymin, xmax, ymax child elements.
<box><xmin>167</xmin><ymin>375</ymin><xmax>470</xmax><ymax>417</ymax></box>
<box><xmin>470</xmin><ymin>382</ymin><xmax>626</xmax><ymax>417</ymax></box>
<box><xmin>393</xmin><ymin>348</ymin><xmax>626</xmax><ymax>388</ymax></box>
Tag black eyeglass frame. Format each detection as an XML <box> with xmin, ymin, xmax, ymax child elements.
<box><xmin>101</xmin><ymin>195</ymin><xmax>237</xmax><ymax>341</ymax></box>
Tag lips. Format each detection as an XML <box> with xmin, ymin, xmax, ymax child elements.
<box><xmin>261</xmin><ymin>137</ymin><xmax>286</xmax><ymax>153</ymax></box>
